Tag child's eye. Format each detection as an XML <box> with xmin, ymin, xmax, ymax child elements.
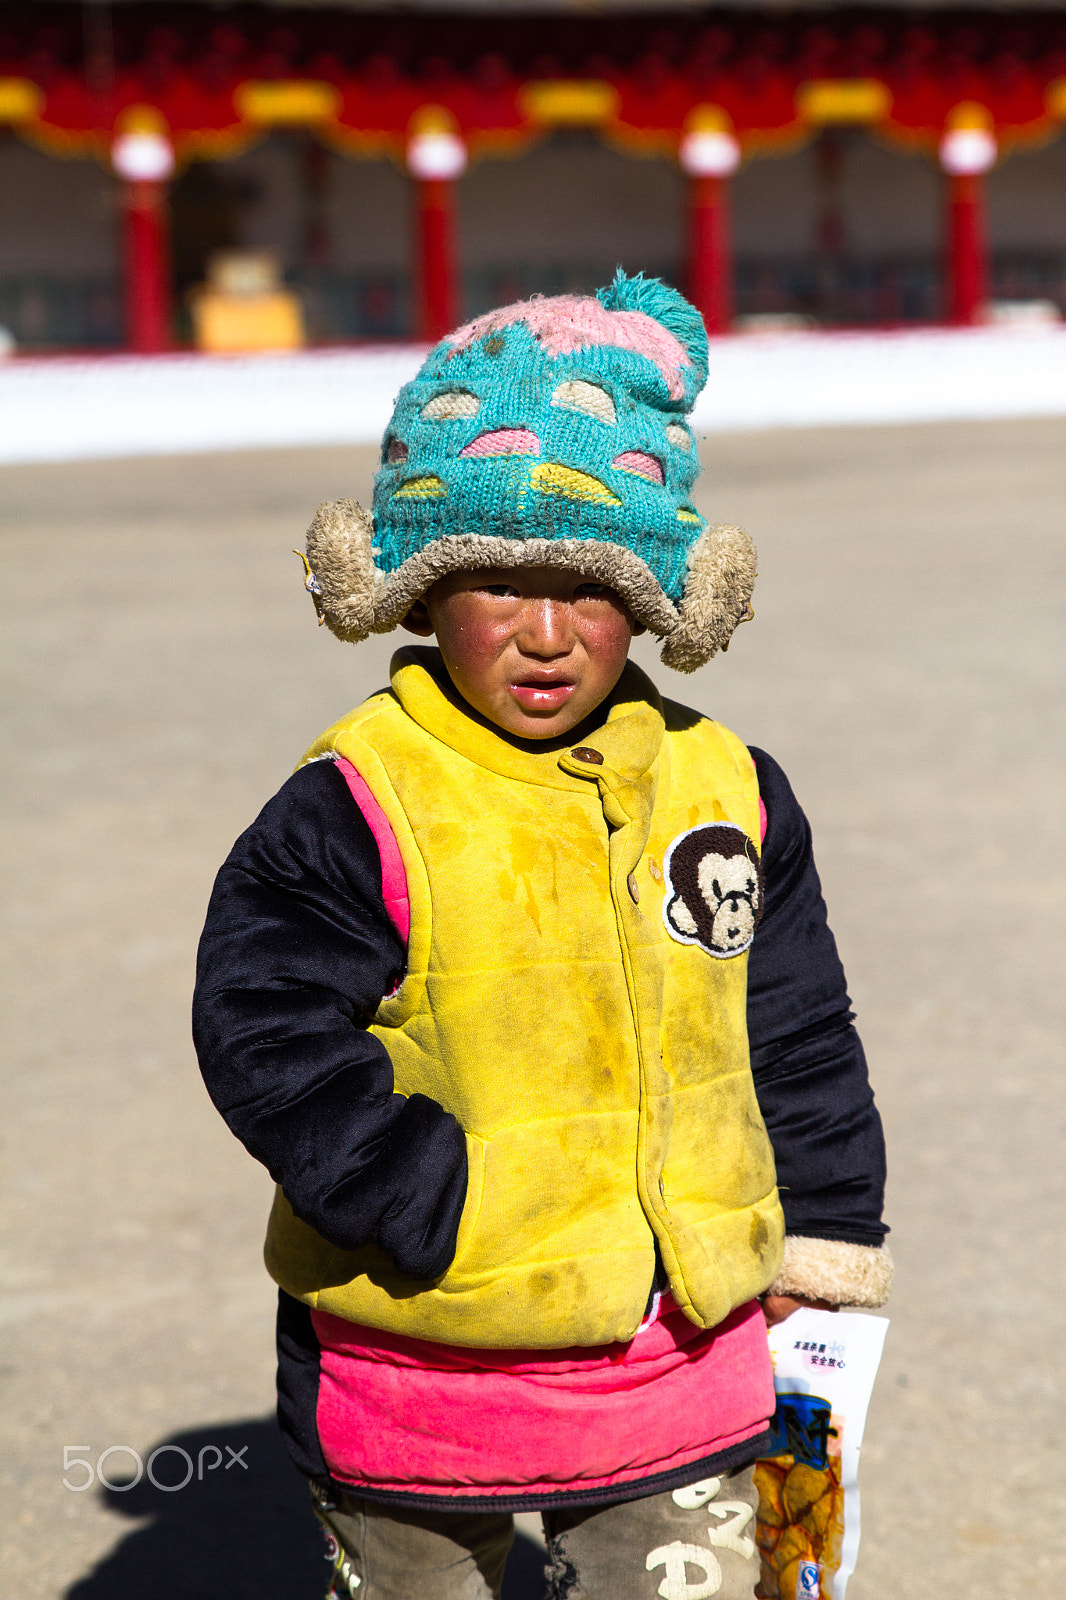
<box><xmin>480</xmin><ymin>583</ymin><xmax>520</xmax><ymax>598</ymax></box>
<box><xmin>574</xmin><ymin>582</ymin><xmax>612</xmax><ymax>600</ymax></box>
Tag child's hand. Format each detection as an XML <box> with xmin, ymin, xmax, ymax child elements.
<box><xmin>760</xmin><ymin>1294</ymin><xmax>838</xmax><ymax>1327</ymax></box>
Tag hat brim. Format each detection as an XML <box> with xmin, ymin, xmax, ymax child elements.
<box><xmin>305</xmin><ymin>499</ymin><xmax>755</xmax><ymax>674</ymax></box>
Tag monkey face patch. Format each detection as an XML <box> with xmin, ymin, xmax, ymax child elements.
<box><xmin>662</xmin><ymin>822</ymin><xmax>763</xmax><ymax>958</ymax></box>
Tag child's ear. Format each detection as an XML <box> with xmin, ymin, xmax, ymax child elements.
<box><xmin>400</xmin><ymin>599</ymin><xmax>435</xmax><ymax>637</ymax></box>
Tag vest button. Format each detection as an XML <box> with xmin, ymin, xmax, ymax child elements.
<box><xmin>627</xmin><ymin>872</ymin><xmax>640</xmax><ymax>904</ymax></box>
<box><xmin>570</xmin><ymin>746</ymin><xmax>603</xmax><ymax>765</ymax></box>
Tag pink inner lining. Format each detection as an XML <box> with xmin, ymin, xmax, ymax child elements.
<box><xmin>460</xmin><ymin>428</ymin><xmax>541</xmax><ymax>457</ymax></box>
<box><xmin>759</xmin><ymin>797</ymin><xmax>767</xmax><ymax>843</ymax></box>
<box><xmin>333</xmin><ymin>757</ymin><xmax>410</xmax><ymax>945</ymax></box>
<box><xmin>313</xmin><ymin>1297</ymin><xmax>774</xmax><ymax>1498</ymax></box>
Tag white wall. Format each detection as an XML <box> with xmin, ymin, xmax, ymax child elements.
<box><xmin>1</xmin><ymin>124</ymin><xmax>1062</xmax><ymax>286</ymax></box>
<box><xmin>458</xmin><ymin>134</ymin><xmax>683</xmax><ymax>271</ymax></box>
<box><xmin>220</xmin><ymin>131</ymin><xmax>684</xmax><ymax>285</ymax></box>
<box><xmin>195</xmin><ymin>136</ymin><xmax>411</xmax><ymax>273</ymax></box>
<box><xmin>0</xmin><ymin>141</ymin><xmax>119</xmax><ymax>275</ymax></box>
<box><xmin>987</xmin><ymin>134</ymin><xmax>1066</xmax><ymax>250</ymax></box>
<box><xmin>222</xmin><ymin>137</ymin><xmax>304</xmax><ymax>269</ymax></box>
<box><xmin>733</xmin><ymin>135</ymin><xmax>941</xmax><ymax>256</ymax></box>
<box><xmin>326</xmin><ymin>153</ymin><xmax>411</xmax><ymax>270</ymax></box>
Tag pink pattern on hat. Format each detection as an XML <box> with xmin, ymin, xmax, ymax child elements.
<box><xmin>460</xmin><ymin>428</ymin><xmax>541</xmax><ymax>457</ymax></box>
<box><xmin>612</xmin><ymin>450</ymin><xmax>665</xmax><ymax>485</ymax></box>
<box><xmin>446</xmin><ymin>296</ymin><xmax>691</xmax><ymax>402</ymax></box>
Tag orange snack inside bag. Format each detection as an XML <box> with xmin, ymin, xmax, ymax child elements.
<box><xmin>755</xmin><ymin>1310</ymin><xmax>888</xmax><ymax>1600</ymax></box>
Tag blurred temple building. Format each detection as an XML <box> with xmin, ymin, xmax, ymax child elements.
<box><xmin>0</xmin><ymin>0</ymin><xmax>1063</xmax><ymax>350</ymax></box>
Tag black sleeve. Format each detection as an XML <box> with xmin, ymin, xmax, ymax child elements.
<box><xmin>746</xmin><ymin>748</ymin><xmax>888</xmax><ymax>1246</ymax></box>
<box><xmin>192</xmin><ymin>759</ymin><xmax>468</xmax><ymax>1279</ymax></box>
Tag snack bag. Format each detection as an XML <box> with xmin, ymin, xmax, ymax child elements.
<box><xmin>754</xmin><ymin>1309</ymin><xmax>889</xmax><ymax>1600</ymax></box>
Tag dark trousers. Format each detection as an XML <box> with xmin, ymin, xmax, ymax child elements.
<box><xmin>313</xmin><ymin>1464</ymin><xmax>760</xmax><ymax>1599</ymax></box>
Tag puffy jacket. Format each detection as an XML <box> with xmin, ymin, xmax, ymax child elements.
<box><xmin>194</xmin><ymin>650</ymin><xmax>891</xmax><ymax>1347</ymax></box>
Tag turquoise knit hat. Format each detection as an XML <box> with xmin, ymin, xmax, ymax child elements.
<box><xmin>304</xmin><ymin>272</ymin><xmax>755</xmax><ymax>671</ymax></box>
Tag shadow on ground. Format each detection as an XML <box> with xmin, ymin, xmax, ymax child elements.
<box><xmin>65</xmin><ymin>1416</ymin><xmax>548</xmax><ymax>1600</ymax></box>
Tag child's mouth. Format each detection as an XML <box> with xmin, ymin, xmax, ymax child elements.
<box><xmin>510</xmin><ymin>678</ymin><xmax>576</xmax><ymax>711</ymax></box>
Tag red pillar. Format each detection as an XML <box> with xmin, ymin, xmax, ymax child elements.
<box><xmin>686</xmin><ymin>175</ymin><xmax>732</xmax><ymax>336</ymax></box>
<box><xmin>939</xmin><ymin>109</ymin><xmax>997</xmax><ymax>328</ymax></box>
<box><xmin>946</xmin><ymin>172</ymin><xmax>987</xmax><ymax>327</ymax></box>
<box><xmin>406</xmin><ymin>112</ymin><xmax>467</xmax><ymax>344</ymax></box>
<box><xmin>122</xmin><ymin>179</ymin><xmax>172</xmax><ymax>353</ymax></box>
<box><xmin>679</xmin><ymin>113</ymin><xmax>740</xmax><ymax>337</ymax></box>
<box><xmin>112</xmin><ymin>112</ymin><xmax>175</xmax><ymax>353</ymax></box>
<box><xmin>416</xmin><ymin>178</ymin><xmax>459</xmax><ymax>345</ymax></box>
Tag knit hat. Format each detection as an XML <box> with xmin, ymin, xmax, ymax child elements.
<box><xmin>303</xmin><ymin>272</ymin><xmax>755</xmax><ymax>671</ymax></box>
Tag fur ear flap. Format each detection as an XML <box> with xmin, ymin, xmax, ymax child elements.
<box><xmin>305</xmin><ymin>499</ymin><xmax>380</xmax><ymax>642</ymax></box>
<box><xmin>660</xmin><ymin>524</ymin><xmax>757</xmax><ymax>673</ymax></box>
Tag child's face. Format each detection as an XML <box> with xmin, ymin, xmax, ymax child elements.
<box><xmin>401</xmin><ymin>567</ymin><xmax>641</xmax><ymax>740</ymax></box>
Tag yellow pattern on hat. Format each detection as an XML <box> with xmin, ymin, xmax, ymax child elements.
<box><xmin>531</xmin><ymin>463</ymin><xmax>621</xmax><ymax>505</ymax></box>
<box><xmin>393</xmin><ymin>476</ymin><xmax>447</xmax><ymax>499</ymax></box>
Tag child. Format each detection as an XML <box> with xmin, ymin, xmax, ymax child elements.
<box><xmin>193</xmin><ymin>274</ymin><xmax>890</xmax><ymax>1600</ymax></box>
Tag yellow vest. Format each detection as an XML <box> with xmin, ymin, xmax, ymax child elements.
<box><xmin>264</xmin><ymin>649</ymin><xmax>784</xmax><ymax>1348</ymax></box>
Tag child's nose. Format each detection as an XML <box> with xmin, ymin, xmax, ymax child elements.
<box><xmin>518</xmin><ymin>600</ymin><xmax>574</xmax><ymax>656</ymax></box>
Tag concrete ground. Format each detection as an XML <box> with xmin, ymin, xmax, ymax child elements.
<box><xmin>1</xmin><ymin>417</ymin><xmax>1062</xmax><ymax>1599</ymax></box>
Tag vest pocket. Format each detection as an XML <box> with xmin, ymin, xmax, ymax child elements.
<box><xmin>448</xmin><ymin>1132</ymin><xmax>487</xmax><ymax>1271</ymax></box>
